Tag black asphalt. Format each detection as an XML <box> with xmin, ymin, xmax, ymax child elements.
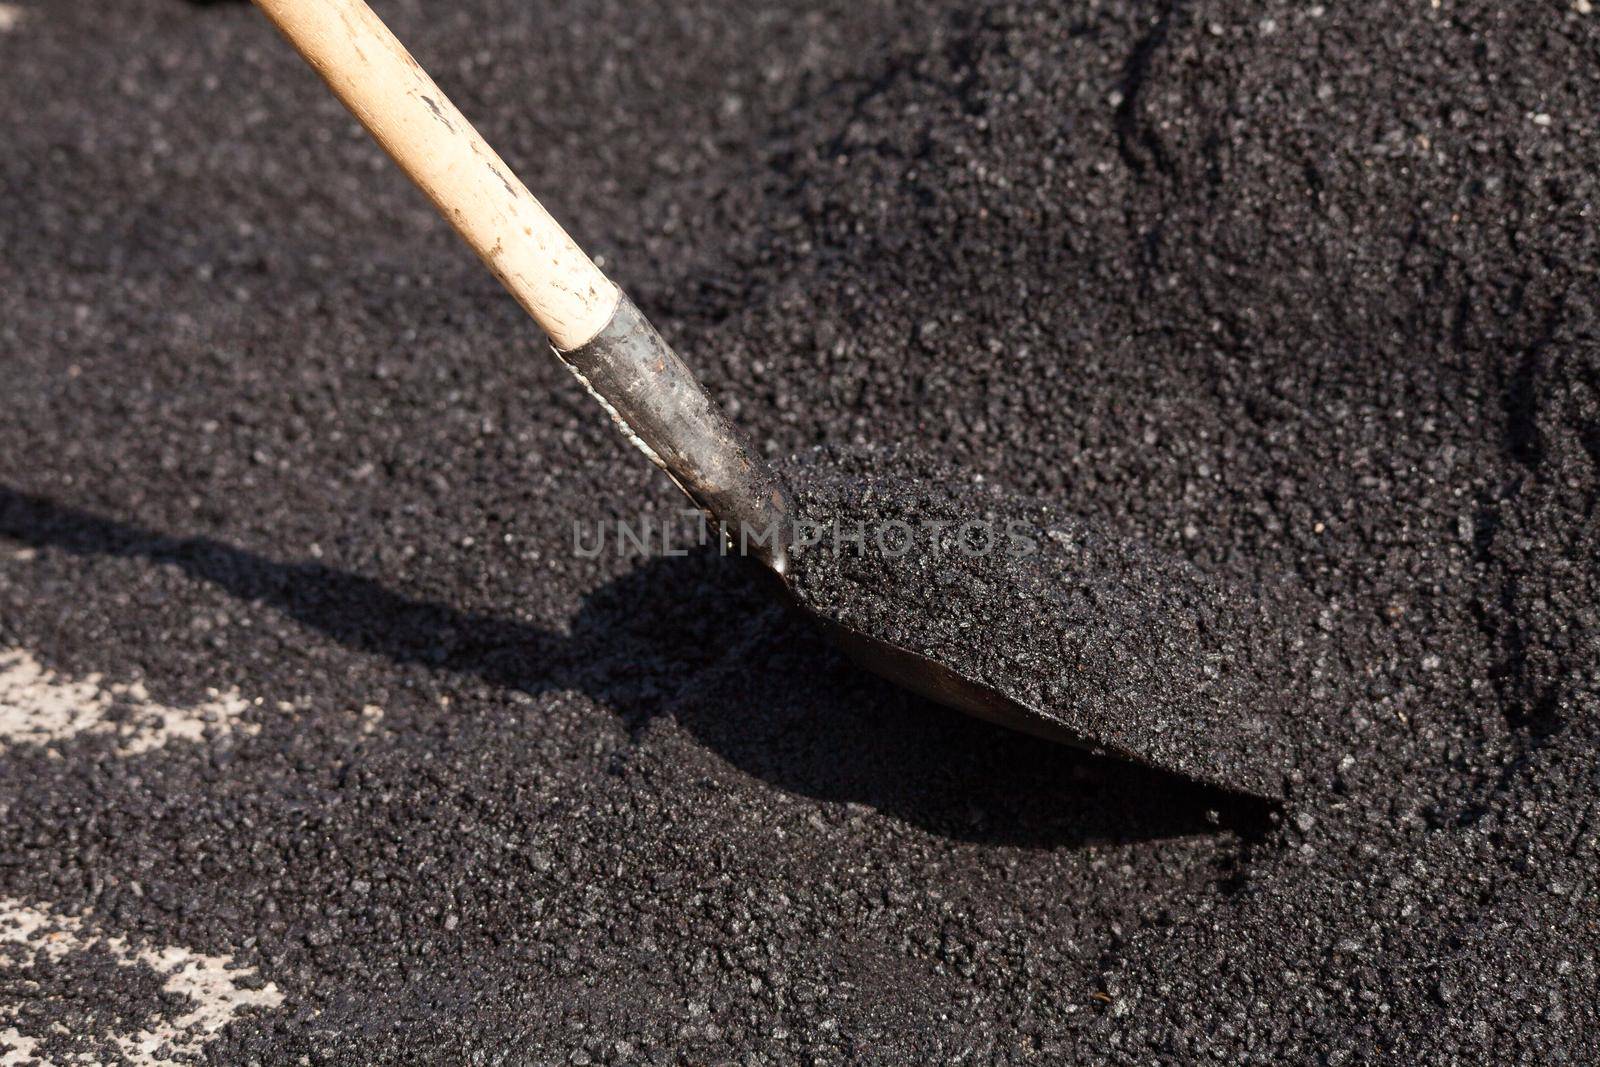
<box><xmin>1</xmin><ymin>0</ymin><xmax>1596</xmax><ymax>1062</ymax></box>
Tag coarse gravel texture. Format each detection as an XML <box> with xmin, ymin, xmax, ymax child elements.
<box><xmin>781</xmin><ymin>445</ymin><xmax>1295</xmax><ymax>801</ymax></box>
<box><xmin>1</xmin><ymin>0</ymin><xmax>1597</xmax><ymax>1064</ymax></box>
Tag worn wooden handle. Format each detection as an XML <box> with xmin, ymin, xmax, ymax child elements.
<box><xmin>254</xmin><ymin>0</ymin><xmax>620</xmax><ymax>349</ymax></box>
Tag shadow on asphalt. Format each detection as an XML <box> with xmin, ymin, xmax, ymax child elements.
<box><xmin>0</xmin><ymin>486</ymin><xmax>1268</xmax><ymax>848</ymax></box>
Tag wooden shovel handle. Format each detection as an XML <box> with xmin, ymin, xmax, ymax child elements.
<box><xmin>253</xmin><ymin>0</ymin><xmax>620</xmax><ymax>350</ymax></box>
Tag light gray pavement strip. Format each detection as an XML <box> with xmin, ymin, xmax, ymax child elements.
<box><xmin>1</xmin><ymin>648</ymin><xmax>279</xmax><ymax>1063</ymax></box>
<box><xmin>0</xmin><ymin>648</ymin><xmax>258</xmax><ymax>755</ymax></box>
<box><xmin>0</xmin><ymin>898</ymin><xmax>282</xmax><ymax>1065</ymax></box>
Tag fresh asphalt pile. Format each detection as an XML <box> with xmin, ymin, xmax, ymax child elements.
<box><xmin>1</xmin><ymin>0</ymin><xmax>1596</xmax><ymax>1062</ymax></box>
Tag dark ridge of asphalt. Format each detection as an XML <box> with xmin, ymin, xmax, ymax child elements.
<box><xmin>782</xmin><ymin>445</ymin><xmax>1296</xmax><ymax>800</ymax></box>
<box><xmin>0</xmin><ymin>0</ymin><xmax>1597</xmax><ymax>1064</ymax></box>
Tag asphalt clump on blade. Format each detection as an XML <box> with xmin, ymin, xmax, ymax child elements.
<box><xmin>783</xmin><ymin>445</ymin><xmax>1292</xmax><ymax>799</ymax></box>
<box><xmin>1</xmin><ymin>0</ymin><xmax>1598</xmax><ymax>1063</ymax></box>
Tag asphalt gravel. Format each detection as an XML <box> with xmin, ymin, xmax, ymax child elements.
<box><xmin>1</xmin><ymin>0</ymin><xmax>1597</xmax><ymax>1063</ymax></box>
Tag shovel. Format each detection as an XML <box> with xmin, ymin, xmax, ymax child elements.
<box><xmin>252</xmin><ymin>0</ymin><xmax>1289</xmax><ymax>800</ymax></box>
